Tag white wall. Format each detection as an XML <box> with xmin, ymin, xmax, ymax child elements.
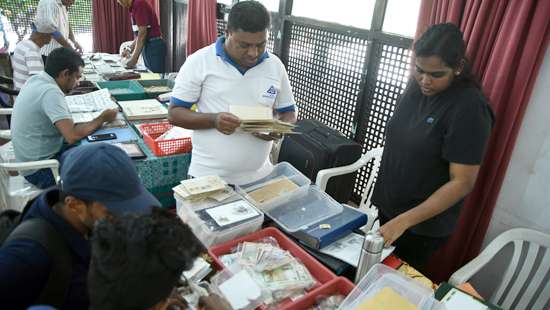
<box><xmin>483</xmin><ymin>46</ymin><xmax>550</xmax><ymax>245</ymax></box>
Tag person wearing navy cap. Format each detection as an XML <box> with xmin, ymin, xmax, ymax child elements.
<box><xmin>0</xmin><ymin>143</ymin><xmax>160</xmax><ymax>310</ymax></box>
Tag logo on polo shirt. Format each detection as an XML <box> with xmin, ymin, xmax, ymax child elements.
<box><xmin>262</xmin><ymin>85</ymin><xmax>277</xmax><ymax>99</ymax></box>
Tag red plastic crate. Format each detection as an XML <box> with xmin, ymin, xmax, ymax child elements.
<box><xmin>282</xmin><ymin>277</ymin><xmax>355</xmax><ymax>310</ymax></box>
<box><xmin>208</xmin><ymin>227</ymin><xmax>337</xmax><ymax>309</ymax></box>
<box><xmin>140</xmin><ymin>122</ymin><xmax>191</xmax><ymax>156</ymax></box>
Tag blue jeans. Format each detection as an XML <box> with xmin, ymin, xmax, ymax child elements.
<box><xmin>24</xmin><ymin>167</ymin><xmax>57</xmax><ymax>189</ymax></box>
<box><xmin>143</xmin><ymin>38</ymin><xmax>166</xmax><ymax>73</ymax></box>
<box><xmin>23</xmin><ymin>148</ymin><xmax>68</xmax><ymax>189</ymax></box>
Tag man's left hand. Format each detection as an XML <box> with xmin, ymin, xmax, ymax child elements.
<box><xmin>378</xmin><ymin>216</ymin><xmax>409</xmax><ymax>247</ymax></box>
<box><xmin>252</xmin><ymin>132</ymin><xmax>282</xmax><ymax>141</ymax></box>
<box><xmin>73</xmin><ymin>41</ymin><xmax>83</xmax><ymax>54</ymax></box>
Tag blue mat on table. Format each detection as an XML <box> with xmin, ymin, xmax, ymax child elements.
<box><xmin>80</xmin><ymin>126</ymin><xmax>139</xmax><ymax>145</ymax></box>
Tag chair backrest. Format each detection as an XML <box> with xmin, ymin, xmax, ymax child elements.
<box><xmin>357</xmin><ymin>147</ymin><xmax>384</xmax><ymax>210</ymax></box>
<box><xmin>452</xmin><ymin>228</ymin><xmax>550</xmax><ymax>310</ymax></box>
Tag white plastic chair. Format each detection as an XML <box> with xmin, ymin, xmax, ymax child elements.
<box><xmin>315</xmin><ymin>147</ymin><xmax>384</xmax><ymax>231</ymax></box>
<box><xmin>449</xmin><ymin>228</ymin><xmax>550</xmax><ymax>310</ymax></box>
<box><xmin>0</xmin><ymin>141</ymin><xmax>59</xmax><ymax>211</ymax></box>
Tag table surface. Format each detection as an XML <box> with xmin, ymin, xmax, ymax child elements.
<box><xmin>86</xmin><ymin>52</ymin><xmax>188</xmax><ymax>208</ymax></box>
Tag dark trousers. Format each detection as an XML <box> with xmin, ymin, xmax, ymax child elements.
<box><xmin>379</xmin><ymin>212</ymin><xmax>449</xmax><ymax>274</ymax></box>
<box><xmin>143</xmin><ymin>38</ymin><xmax>166</xmax><ymax>73</ymax></box>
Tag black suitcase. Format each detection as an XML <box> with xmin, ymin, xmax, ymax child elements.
<box><xmin>278</xmin><ymin>119</ymin><xmax>362</xmax><ymax>203</ymax></box>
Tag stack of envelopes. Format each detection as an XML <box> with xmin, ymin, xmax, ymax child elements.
<box><xmin>229</xmin><ymin>105</ymin><xmax>295</xmax><ymax>134</ymax></box>
<box><xmin>173</xmin><ymin>175</ymin><xmax>233</xmax><ymax>202</ymax></box>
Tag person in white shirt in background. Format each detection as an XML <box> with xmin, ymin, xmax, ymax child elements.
<box><xmin>168</xmin><ymin>1</ymin><xmax>297</xmax><ymax>185</ymax></box>
<box><xmin>36</xmin><ymin>0</ymin><xmax>82</xmax><ymax>63</ymax></box>
<box><xmin>11</xmin><ymin>20</ymin><xmax>55</xmax><ymax>90</ymax></box>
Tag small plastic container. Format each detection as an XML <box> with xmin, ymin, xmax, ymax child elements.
<box><xmin>338</xmin><ymin>263</ymin><xmax>439</xmax><ymax>310</ymax></box>
<box><xmin>283</xmin><ymin>277</ymin><xmax>354</xmax><ymax>310</ymax></box>
<box><xmin>97</xmin><ymin>80</ymin><xmax>146</xmax><ymax>101</ymax></box>
<box><xmin>176</xmin><ymin>194</ymin><xmax>264</xmax><ymax>247</ymax></box>
<box><xmin>139</xmin><ymin>121</ymin><xmax>192</xmax><ymax>156</ymax></box>
<box><xmin>138</xmin><ymin>79</ymin><xmax>175</xmax><ymax>99</ymax></box>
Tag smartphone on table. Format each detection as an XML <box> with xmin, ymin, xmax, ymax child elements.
<box><xmin>86</xmin><ymin>133</ymin><xmax>117</xmax><ymax>142</ymax></box>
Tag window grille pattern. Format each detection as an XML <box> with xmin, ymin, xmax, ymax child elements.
<box><xmin>352</xmin><ymin>43</ymin><xmax>411</xmax><ymax>202</ymax></box>
<box><xmin>285</xmin><ymin>22</ymin><xmax>369</xmax><ymax>139</ymax></box>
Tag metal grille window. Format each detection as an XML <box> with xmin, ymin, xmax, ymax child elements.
<box><xmin>353</xmin><ymin>43</ymin><xmax>411</xmax><ymax>201</ymax></box>
<box><xmin>0</xmin><ymin>0</ymin><xmax>93</xmax><ymax>52</ymax></box>
<box><xmin>286</xmin><ymin>22</ymin><xmax>369</xmax><ymax>138</ymax></box>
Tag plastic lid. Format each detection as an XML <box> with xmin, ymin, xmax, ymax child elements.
<box><xmin>264</xmin><ymin>185</ymin><xmax>343</xmax><ymax>232</ymax></box>
<box><xmin>339</xmin><ymin>264</ymin><xmax>438</xmax><ymax>310</ymax></box>
<box><xmin>363</xmin><ymin>231</ymin><xmax>385</xmax><ymax>252</ymax></box>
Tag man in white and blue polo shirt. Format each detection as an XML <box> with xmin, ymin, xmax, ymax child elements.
<box><xmin>168</xmin><ymin>1</ymin><xmax>297</xmax><ymax>185</ymax></box>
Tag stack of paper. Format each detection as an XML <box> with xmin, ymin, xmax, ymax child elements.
<box><xmin>155</xmin><ymin>126</ymin><xmax>192</xmax><ymax>141</ymax></box>
<box><xmin>181</xmin><ymin>257</ymin><xmax>212</xmax><ymax>283</ymax></box>
<box><xmin>229</xmin><ymin>105</ymin><xmax>295</xmax><ymax>134</ymax></box>
<box><xmin>247</xmin><ymin>177</ymin><xmax>299</xmax><ymax>205</ymax></box>
<box><xmin>173</xmin><ymin>175</ymin><xmax>232</xmax><ymax>202</ymax></box>
<box><xmin>118</xmin><ymin>99</ymin><xmax>168</xmax><ymax>121</ymax></box>
<box><xmin>157</xmin><ymin>92</ymin><xmax>172</xmax><ymax>103</ymax></box>
<box><xmin>319</xmin><ymin>232</ymin><xmax>394</xmax><ymax>267</ymax></box>
<box><xmin>72</xmin><ymin>112</ymin><xmax>127</xmax><ymax>127</ymax></box>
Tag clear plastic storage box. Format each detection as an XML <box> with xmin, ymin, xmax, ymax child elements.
<box><xmin>338</xmin><ymin>264</ymin><xmax>443</xmax><ymax>310</ymax></box>
<box><xmin>237</xmin><ymin>162</ymin><xmax>342</xmax><ymax>232</ymax></box>
<box><xmin>176</xmin><ymin>192</ymin><xmax>264</xmax><ymax>247</ymax></box>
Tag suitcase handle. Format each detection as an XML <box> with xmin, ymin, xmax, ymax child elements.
<box><xmin>311</xmin><ymin>127</ymin><xmax>330</xmax><ymax>139</ymax></box>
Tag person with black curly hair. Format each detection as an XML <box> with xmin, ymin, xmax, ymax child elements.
<box><xmin>88</xmin><ymin>208</ymin><xmax>230</xmax><ymax>310</ymax></box>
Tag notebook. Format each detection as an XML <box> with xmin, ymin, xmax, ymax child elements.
<box><xmin>118</xmin><ymin>99</ymin><xmax>168</xmax><ymax>121</ymax></box>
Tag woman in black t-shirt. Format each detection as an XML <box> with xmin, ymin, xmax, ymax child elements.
<box><xmin>371</xmin><ymin>23</ymin><xmax>494</xmax><ymax>273</ymax></box>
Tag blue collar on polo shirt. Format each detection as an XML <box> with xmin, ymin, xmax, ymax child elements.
<box><xmin>215</xmin><ymin>37</ymin><xmax>269</xmax><ymax>75</ymax></box>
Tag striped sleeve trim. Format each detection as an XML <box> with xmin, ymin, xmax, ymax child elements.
<box><xmin>275</xmin><ymin>105</ymin><xmax>296</xmax><ymax>113</ymax></box>
<box><xmin>171</xmin><ymin>97</ymin><xmax>196</xmax><ymax>108</ymax></box>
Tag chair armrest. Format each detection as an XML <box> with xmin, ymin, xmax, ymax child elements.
<box><xmin>448</xmin><ymin>228</ymin><xmax>527</xmax><ymax>285</ymax></box>
<box><xmin>315</xmin><ymin>156</ymin><xmax>369</xmax><ymax>191</ymax></box>
<box><xmin>0</xmin><ymin>160</ymin><xmax>60</xmax><ymax>183</ymax></box>
<box><xmin>0</xmin><ymin>85</ymin><xmax>18</xmax><ymax>96</ymax></box>
<box><xmin>0</xmin><ymin>129</ymin><xmax>10</xmax><ymax>140</ymax></box>
<box><xmin>449</xmin><ymin>254</ymin><xmax>492</xmax><ymax>286</ymax></box>
<box><xmin>0</xmin><ymin>75</ymin><xmax>13</xmax><ymax>85</ymax></box>
<box><xmin>0</xmin><ymin>108</ymin><xmax>13</xmax><ymax>115</ymax></box>
<box><xmin>315</xmin><ymin>147</ymin><xmax>384</xmax><ymax>191</ymax></box>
